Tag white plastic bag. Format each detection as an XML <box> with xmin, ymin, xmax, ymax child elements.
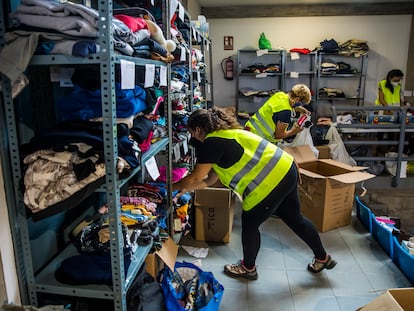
<box><xmin>325</xmin><ymin>125</ymin><xmax>356</xmax><ymax>166</ymax></box>
<box><xmin>385</xmin><ymin>152</ymin><xmax>407</xmax><ymax>178</ymax></box>
<box><xmin>280</xmin><ymin>127</ymin><xmax>319</xmax><ymax>158</ymax></box>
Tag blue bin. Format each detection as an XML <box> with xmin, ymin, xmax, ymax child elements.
<box><xmin>355</xmin><ymin>196</ymin><xmax>372</xmax><ymax>232</ymax></box>
<box><xmin>371</xmin><ymin>216</ymin><xmax>395</xmax><ymax>259</ymax></box>
<box><xmin>392</xmin><ymin>236</ymin><xmax>414</xmax><ymax>284</ymax></box>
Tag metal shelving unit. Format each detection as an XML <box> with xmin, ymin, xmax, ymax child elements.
<box><xmin>192</xmin><ymin>29</ymin><xmax>213</xmax><ymax>109</ymax></box>
<box><xmin>236</xmin><ymin>49</ymin><xmax>286</xmax><ymax>114</ymax></box>
<box><xmin>284</xmin><ymin>51</ymin><xmax>317</xmax><ymax>94</ymax></box>
<box><xmin>315</xmin><ymin>52</ymin><xmax>368</xmax><ymax>118</ymax></box>
<box><xmin>331</xmin><ymin>105</ymin><xmax>414</xmax><ymax>186</ymax></box>
<box><xmin>0</xmin><ymin>1</ymin><xmax>172</xmax><ymax>310</ymax></box>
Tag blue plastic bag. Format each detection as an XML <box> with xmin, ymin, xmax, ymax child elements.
<box><xmin>160</xmin><ymin>261</ymin><xmax>224</xmax><ymax>311</ymax></box>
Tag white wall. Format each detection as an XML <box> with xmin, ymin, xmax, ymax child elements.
<box><xmin>187</xmin><ymin>0</ymin><xmax>201</xmax><ymax>19</ymax></box>
<box><xmin>208</xmin><ymin>15</ymin><xmax>412</xmax><ymax>108</ymax></box>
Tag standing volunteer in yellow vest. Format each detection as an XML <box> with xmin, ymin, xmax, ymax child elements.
<box><xmin>244</xmin><ymin>84</ymin><xmax>312</xmax><ymax>144</ymax></box>
<box><xmin>172</xmin><ymin>106</ymin><xmax>336</xmax><ymax>280</ymax></box>
<box><xmin>375</xmin><ymin>69</ymin><xmax>404</xmax><ymax>107</ymax></box>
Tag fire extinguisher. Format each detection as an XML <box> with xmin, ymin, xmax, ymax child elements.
<box><xmin>221</xmin><ymin>57</ymin><xmax>234</xmax><ymax>81</ymax></box>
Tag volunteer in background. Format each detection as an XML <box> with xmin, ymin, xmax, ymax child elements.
<box><xmin>375</xmin><ymin>69</ymin><xmax>411</xmax><ymax>153</ymax></box>
<box><xmin>375</xmin><ymin>69</ymin><xmax>405</xmax><ymax>107</ymax></box>
<box><xmin>172</xmin><ymin>106</ymin><xmax>336</xmax><ymax>280</ymax></box>
<box><xmin>244</xmin><ymin>84</ymin><xmax>312</xmax><ymax>145</ymax></box>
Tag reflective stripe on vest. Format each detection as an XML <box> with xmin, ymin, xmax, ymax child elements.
<box><xmin>228</xmin><ymin>139</ymin><xmax>283</xmax><ymax>199</ymax></box>
<box><xmin>247</xmin><ymin>110</ymin><xmax>273</xmax><ymax>141</ymax></box>
<box><xmin>375</xmin><ymin>80</ymin><xmax>401</xmax><ymax>106</ymax></box>
<box><xmin>243</xmin><ymin>147</ymin><xmax>283</xmax><ymax>198</ymax></box>
<box><xmin>206</xmin><ymin>129</ymin><xmax>293</xmax><ymax>211</ymax></box>
<box><xmin>245</xmin><ymin>92</ymin><xmax>292</xmax><ymax>143</ymax></box>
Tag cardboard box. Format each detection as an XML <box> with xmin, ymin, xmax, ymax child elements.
<box><xmin>356</xmin><ymin>288</ymin><xmax>414</xmax><ymax>311</ymax></box>
<box><xmin>145</xmin><ymin>236</ymin><xmax>178</xmax><ymax>278</ymax></box>
<box><xmin>284</xmin><ymin>145</ymin><xmax>375</xmax><ymax>232</ymax></box>
<box><xmin>194</xmin><ymin>187</ymin><xmax>235</xmax><ymax>243</ymax></box>
<box><xmin>316</xmin><ymin>145</ymin><xmax>331</xmax><ymax>159</ymax></box>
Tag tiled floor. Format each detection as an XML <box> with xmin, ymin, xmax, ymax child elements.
<box><xmin>176</xmin><ymin>207</ymin><xmax>412</xmax><ymax>311</ymax></box>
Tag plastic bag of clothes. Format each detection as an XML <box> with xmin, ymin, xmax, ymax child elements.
<box><xmin>160</xmin><ymin>261</ymin><xmax>224</xmax><ymax>311</ymax></box>
<box><xmin>258</xmin><ymin>33</ymin><xmax>272</xmax><ymax>50</ymax></box>
<box><xmin>325</xmin><ymin>125</ymin><xmax>356</xmax><ymax>166</ymax></box>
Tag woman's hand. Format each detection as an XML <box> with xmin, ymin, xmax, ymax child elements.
<box><xmin>291</xmin><ymin>122</ymin><xmax>304</xmax><ymax>135</ymax></box>
<box><xmin>294</xmin><ymin>106</ymin><xmax>311</xmax><ymax>115</ymax></box>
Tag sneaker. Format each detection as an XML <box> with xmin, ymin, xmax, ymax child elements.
<box><xmin>224</xmin><ymin>260</ymin><xmax>258</xmax><ymax>280</ymax></box>
<box><xmin>307</xmin><ymin>254</ymin><xmax>337</xmax><ymax>273</ymax></box>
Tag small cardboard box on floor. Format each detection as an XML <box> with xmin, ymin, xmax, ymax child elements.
<box><xmin>145</xmin><ymin>236</ymin><xmax>178</xmax><ymax>278</ymax></box>
<box><xmin>356</xmin><ymin>288</ymin><xmax>414</xmax><ymax>311</ymax></box>
<box><xmin>284</xmin><ymin>145</ymin><xmax>375</xmax><ymax>232</ymax></box>
<box><xmin>194</xmin><ymin>187</ymin><xmax>236</xmax><ymax>243</ymax></box>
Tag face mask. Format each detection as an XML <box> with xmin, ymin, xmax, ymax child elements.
<box><xmin>391</xmin><ymin>81</ymin><xmax>399</xmax><ymax>87</ymax></box>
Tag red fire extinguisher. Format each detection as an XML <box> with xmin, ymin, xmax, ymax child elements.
<box><xmin>221</xmin><ymin>57</ymin><xmax>234</xmax><ymax>81</ymax></box>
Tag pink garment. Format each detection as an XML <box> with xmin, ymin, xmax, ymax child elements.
<box><xmin>114</xmin><ymin>15</ymin><xmax>148</xmax><ymax>32</ymax></box>
<box><xmin>139</xmin><ymin>131</ymin><xmax>153</xmax><ymax>153</ymax></box>
<box><xmin>157</xmin><ymin>166</ymin><xmax>188</xmax><ymax>183</ymax></box>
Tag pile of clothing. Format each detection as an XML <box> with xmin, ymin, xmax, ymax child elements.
<box><xmin>318</xmin><ymin>87</ymin><xmax>346</xmax><ymax>98</ymax></box>
<box><xmin>338</xmin><ymin>39</ymin><xmax>369</xmax><ymax>57</ymax></box>
<box><xmin>320</xmin><ymin>60</ymin><xmax>358</xmax><ymax>75</ymax></box>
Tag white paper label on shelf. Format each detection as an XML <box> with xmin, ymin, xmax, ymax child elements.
<box><xmin>197</xmin><ymin>71</ymin><xmax>201</xmax><ymax>82</ymax></box>
<box><xmin>290</xmin><ymin>71</ymin><xmax>299</xmax><ymax>78</ymax></box>
<box><xmin>174</xmin><ymin>218</ymin><xmax>182</xmax><ymax>232</ymax></box>
<box><xmin>145</xmin><ymin>156</ymin><xmax>160</xmax><ymax>181</ymax></box>
<box><xmin>50</xmin><ymin>66</ymin><xmax>60</xmax><ymax>82</ymax></box>
<box><xmin>59</xmin><ymin>68</ymin><xmax>75</xmax><ymax>87</ymax></box>
<box><xmin>120</xmin><ymin>59</ymin><xmax>135</xmax><ymax>90</ymax></box>
<box><xmin>174</xmin><ymin>143</ymin><xmax>181</xmax><ymax>162</ymax></box>
<box><xmin>253</xmin><ymin>96</ymin><xmax>263</xmax><ymax>104</ymax></box>
<box><xmin>207</xmin><ymin>84</ymin><xmax>211</xmax><ymax>94</ymax></box>
<box><xmin>206</xmin><ymin>41</ymin><xmax>209</xmax><ymax>51</ymax></box>
<box><xmin>52</xmin><ymin>67</ymin><xmax>74</xmax><ymax>87</ymax></box>
<box><xmin>144</xmin><ymin>64</ymin><xmax>155</xmax><ymax>88</ymax></box>
<box><xmin>290</xmin><ymin>52</ymin><xmax>300</xmax><ymax>60</ymax></box>
<box><xmin>255</xmin><ymin>72</ymin><xmax>267</xmax><ymax>78</ymax></box>
<box><xmin>404</xmin><ymin>90</ymin><xmax>412</xmax><ymax>97</ymax></box>
<box><xmin>256</xmin><ymin>49</ymin><xmax>268</xmax><ymax>57</ymax></box>
<box><xmin>160</xmin><ymin>66</ymin><xmax>168</xmax><ymax>86</ymax></box>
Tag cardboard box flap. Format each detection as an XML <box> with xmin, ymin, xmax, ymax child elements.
<box><xmin>194</xmin><ymin>188</ymin><xmax>231</xmax><ymax>207</ymax></box>
<box><xmin>284</xmin><ymin>145</ymin><xmax>317</xmax><ymax>164</ymax></box>
<box><xmin>329</xmin><ymin>171</ymin><xmax>375</xmax><ymax>184</ymax></box>
<box><xmin>154</xmin><ymin>236</ymin><xmax>178</xmax><ymax>271</ymax></box>
<box><xmin>356</xmin><ymin>288</ymin><xmax>414</xmax><ymax>311</ymax></box>
<box><xmin>298</xmin><ymin>167</ymin><xmax>327</xmax><ymax>179</ymax></box>
<box><xmin>319</xmin><ymin>159</ymin><xmax>368</xmax><ymax>171</ymax></box>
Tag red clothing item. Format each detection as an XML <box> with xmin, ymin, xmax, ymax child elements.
<box><xmin>114</xmin><ymin>14</ymin><xmax>148</xmax><ymax>32</ymax></box>
<box><xmin>289</xmin><ymin>48</ymin><xmax>311</xmax><ymax>55</ymax></box>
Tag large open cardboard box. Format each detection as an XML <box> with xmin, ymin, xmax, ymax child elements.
<box><xmin>194</xmin><ymin>187</ymin><xmax>235</xmax><ymax>243</ymax></box>
<box><xmin>145</xmin><ymin>236</ymin><xmax>178</xmax><ymax>278</ymax></box>
<box><xmin>284</xmin><ymin>145</ymin><xmax>375</xmax><ymax>232</ymax></box>
<box><xmin>356</xmin><ymin>288</ymin><xmax>414</xmax><ymax>311</ymax></box>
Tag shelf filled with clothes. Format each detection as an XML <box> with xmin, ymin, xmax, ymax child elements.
<box><xmin>0</xmin><ymin>0</ymin><xmax>178</xmax><ymax>310</ymax></box>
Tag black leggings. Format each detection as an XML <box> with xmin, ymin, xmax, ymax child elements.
<box><xmin>241</xmin><ymin>164</ymin><xmax>327</xmax><ymax>269</ymax></box>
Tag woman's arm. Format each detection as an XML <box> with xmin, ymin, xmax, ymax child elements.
<box><xmin>172</xmin><ymin>163</ymin><xmax>217</xmax><ymax>196</ymax></box>
<box><xmin>378</xmin><ymin>88</ymin><xmax>388</xmax><ymax>106</ymax></box>
<box><xmin>274</xmin><ymin>120</ymin><xmax>302</xmax><ymax>139</ymax></box>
